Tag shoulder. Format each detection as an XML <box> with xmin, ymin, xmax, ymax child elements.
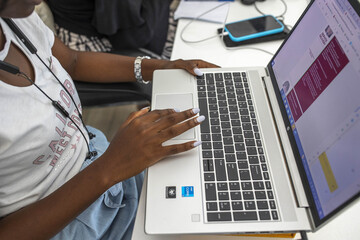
<box><xmin>12</xmin><ymin>11</ymin><xmax>55</xmax><ymax>50</ymax></box>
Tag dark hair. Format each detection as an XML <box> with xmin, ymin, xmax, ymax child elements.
<box><xmin>0</xmin><ymin>0</ymin><xmax>9</xmax><ymax>13</ymax></box>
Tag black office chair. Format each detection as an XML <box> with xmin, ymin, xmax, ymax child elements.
<box><xmin>74</xmin><ymin>48</ymin><xmax>157</xmax><ymax>107</ymax></box>
<box><xmin>74</xmin><ymin>80</ymin><xmax>152</xmax><ymax>107</ymax></box>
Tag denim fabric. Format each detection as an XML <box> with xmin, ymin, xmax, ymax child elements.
<box><xmin>52</xmin><ymin>126</ymin><xmax>144</xmax><ymax>240</ymax></box>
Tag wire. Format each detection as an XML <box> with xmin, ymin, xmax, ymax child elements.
<box><xmin>179</xmin><ymin>1</ymin><xmax>275</xmax><ymax>56</ymax></box>
<box><xmin>254</xmin><ymin>0</ymin><xmax>288</xmax><ymax>19</ymax></box>
<box><xmin>222</xmin><ymin>44</ymin><xmax>275</xmax><ymax>56</ymax></box>
<box><xmin>180</xmin><ymin>2</ymin><xmax>230</xmax><ymax>44</ymax></box>
<box><xmin>218</xmin><ymin>0</ymin><xmax>295</xmax><ymax>56</ymax></box>
<box><xmin>254</xmin><ymin>0</ymin><xmax>293</xmax><ymax>31</ymax></box>
<box><xmin>34</xmin><ymin>53</ymin><xmax>98</xmax><ymax>150</ymax></box>
<box><xmin>5</xmin><ymin>18</ymin><xmax>97</xmax><ymax>159</ymax></box>
<box><xmin>35</xmin><ymin>54</ymin><xmax>84</xmax><ymax>120</ymax></box>
<box><xmin>217</xmin><ymin>2</ymin><xmax>275</xmax><ymax>56</ymax></box>
<box><xmin>254</xmin><ymin>0</ymin><xmax>293</xmax><ymax>32</ymax></box>
<box><xmin>18</xmin><ymin>72</ymin><xmax>55</xmax><ymax>103</ymax></box>
<box><xmin>18</xmin><ymin>71</ymin><xmax>94</xmax><ymax>158</ymax></box>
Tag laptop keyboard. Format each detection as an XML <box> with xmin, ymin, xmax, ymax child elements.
<box><xmin>197</xmin><ymin>71</ymin><xmax>279</xmax><ymax>222</ymax></box>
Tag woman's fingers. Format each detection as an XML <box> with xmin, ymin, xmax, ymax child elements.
<box><xmin>163</xmin><ymin>59</ymin><xmax>220</xmax><ymax>77</ymax></box>
<box><xmin>177</xmin><ymin>59</ymin><xmax>220</xmax><ymax>76</ymax></box>
<box><xmin>151</xmin><ymin>108</ymin><xmax>200</xmax><ymax>131</ymax></box>
<box><xmin>141</xmin><ymin>108</ymin><xmax>178</xmax><ymax>123</ymax></box>
<box><xmin>162</xmin><ymin>140</ymin><xmax>202</xmax><ymax>157</ymax></box>
<box><xmin>157</xmin><ymin>112</ymin><xmax>205</xmax><ymax>142</ymax></box>
<box><xmin>103</xmin><ymin>107</ymin><xmax>205</xmax><ymax>182</ymax></box>
<box><xmin>122</xmin><ymin>106</ymin><xmax>150</xmax><ymax>125</ymax></box>
<box><xmin>194</xmin><ymin>59</ymin><xmax>220</xmax><ymax>69</ymax></box>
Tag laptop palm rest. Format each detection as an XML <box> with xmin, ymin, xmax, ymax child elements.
<box><xmin>155</xmin><ymin>93</ymin><xmax>195</xmax><ymax>140</ymax></box>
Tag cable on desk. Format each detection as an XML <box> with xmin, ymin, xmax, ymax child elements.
<box><xmin>180</xmin><ymin>2</ymin><xmax>230</xmax><ymax>44</ymax></box>
<box><xmin>218</xmin><ymin>4</ymin><xmax>275</xmax><ymax>56</ymax></box>
<box><xmin>254</xmin><ymin>0</ymin><xmax>293</xmax><ymax>29</ymax></box>
<box><xmin>180</xmin><ymin>1</ymin><xmax>289</xmax><ymax>56</ymax></box>
<box><xmin>254</xmin><ymin>0</ymin><xmax>287</xmax><ymax>18</ymax></box>
<box><xmin>222</xmin><ymin>44</ymin><xmax>275</xmax><ymax>56</ymax></box>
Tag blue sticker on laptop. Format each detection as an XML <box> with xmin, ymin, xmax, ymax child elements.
<box><xmin>182</xmin><ymin>186</ymin><xmax>194</xmax><ymax>197</ymax></box>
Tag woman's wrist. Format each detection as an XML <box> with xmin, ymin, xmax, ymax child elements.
<box><xmin>134</xmin><ymin>56</ymin><xmax>151</xmax><ymax>84</ymax></box>
<box><xmin>89</xmin><ymin>156</ymin><xmax>117</xmax><ymax>190</ymax></box>
<box><xmin>94</xmin><ymin>151</ymin><xmax>141</xmax><ymax>188</ymax></box>
<box><xmin>140</xmin><ymin>58</ymin><xmax>169</xmax><ymax>82</ymax></box>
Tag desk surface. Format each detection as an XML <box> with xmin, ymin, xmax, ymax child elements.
<box><xmin>131</xmin><ymin>1</ymin><xmax>360</xmax><ymax>239</ymax></box>
<box><xmin>171</xmin><ymin>0</ymin><xmax>309</xmax><ymax>67</ymax></box>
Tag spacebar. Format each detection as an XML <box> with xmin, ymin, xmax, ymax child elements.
<box><xmin>198</xmin><ymin>98</ymin><xmax>210</xmax><ymax>133</ymax></box>
<box><xmin>207</xmin><ymin>212</ymin><xmax>232</xmax><ymax>222</ymax></box>
<box><xmin>233</xmin><ymin>211</ymin><xmax>258</xmax><ymax>221</ymax></box>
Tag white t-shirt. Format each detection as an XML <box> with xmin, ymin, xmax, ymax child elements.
<box><xmin>0</xmin><ymin>12</ymin><xmax>88</xmax><ymax>217</ymax></box>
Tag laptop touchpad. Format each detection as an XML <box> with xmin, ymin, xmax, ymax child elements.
<box><xmin>155</xmin><ymin>93</ymin><xmax>195</xmax><ymax>140</ymax></box>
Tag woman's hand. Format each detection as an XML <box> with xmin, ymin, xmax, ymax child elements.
<box><xmin>141</xmin><ymin>58</ymin><xmax>219</xmax><ymax>81</ymax></box>
<box><xmin>160</xmin><ymin>59</ymin><xmax>220</xmax><ymax>76</ymax></box>
<box><xmin>100</xmin><ymin>108</ymin><xmax>204</xmax><ymax>185</ymax></box>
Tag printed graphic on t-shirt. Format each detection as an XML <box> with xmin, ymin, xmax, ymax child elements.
<box><xmin>32</xmin><ymin>78</ymin><xmax>83</xmax><ymax>167</ymax></box>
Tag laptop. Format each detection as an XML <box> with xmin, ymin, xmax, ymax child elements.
<box><xmin>146</xmin><ymin>0</ymin><xmax>360</xmax><ymax>234</ymax></box>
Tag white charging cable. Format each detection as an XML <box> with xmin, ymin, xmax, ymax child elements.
<box><xmin>179</xmin><ymin>0</ymin><xmax>290</xmax><ymax>56</ymax></box>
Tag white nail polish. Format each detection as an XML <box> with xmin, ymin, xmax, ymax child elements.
<box><xmin>192</xmin><ymin>141</ymin><xmax>202</xmax><ymax>147</ymax></box>
<box><xmin>196</xmin><ymin>115</ymin><xmax>205</xmax><ymax>123</ymax></box>
<box><xmin>192</xmin><ymin>108</ymin><xmax>200</xmax><ymax>114</ymax></box>
<box><xmin>141</xmin><ymin>106</ymin><xmax>150</xmax><ymax>111</ymax></box>
<box><xmin>194</xmin><ymin>67</ymin><xmax>203</xmax><ymax>76</ymax></box>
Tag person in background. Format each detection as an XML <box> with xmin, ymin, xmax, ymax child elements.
<box><xmin>0</xmin><ymin>0</ymin><xmax>218</xmax><ymax>239</ymax></box>
<box><xmin>47</xmin><ymin>0</ymin><xmax>172</xmax><ymax>56</ymax></box>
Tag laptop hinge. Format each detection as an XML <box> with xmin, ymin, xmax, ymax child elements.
<box><xmin>264</xmin><ymin>67</ymin><xmax>270</xmax><ymax>77</ymax></box>
<box><xmin>261</xmin><ymin>76</ymin><xmax>310</xmax><ymax>208</ymax></box>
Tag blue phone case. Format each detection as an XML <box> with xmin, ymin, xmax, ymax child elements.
<box><xmin>224</xmin><ymin>15</ymin><xmax>284</xmax><ymax>42</ymax></box>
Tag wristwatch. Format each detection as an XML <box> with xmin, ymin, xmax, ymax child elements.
<box><xmin>134</xmin><ymin>56</ymin><xmax>151</xmax><ymax>84</ymax></box>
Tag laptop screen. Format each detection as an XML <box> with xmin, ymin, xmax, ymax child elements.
<box><xmin>269</xmin><ymin>0</ymin><xmax>360</xmax><ymax>227</ymax></box>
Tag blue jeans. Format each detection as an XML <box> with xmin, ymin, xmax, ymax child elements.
<box><xmin>52</xmin><ymin>126</ymin><xmax>144</xmax><ymax>240</ymax></box>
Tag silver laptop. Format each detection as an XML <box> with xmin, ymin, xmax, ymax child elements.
<box><xmin>146</xmin><ymin>0</ymin><xmax>360</xmax><ymax>234</ymax></box>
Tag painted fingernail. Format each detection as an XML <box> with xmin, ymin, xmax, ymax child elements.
<box><xmin>194</xmin><ymin>67</ymin><xmax>203</xmax><ymax>76</ymax></box>
<box><xmin>141</xmin><ymin>106</ymin><xmax>150</xmax><ymax>111</ymax></box>
<box><xmin>192</xmin><ymin>141</ymin><xmax>202</xmax><ymax>147</ymax></box>
<box><xmin>196</xmin><ymin>115</ymin><xmax>205</xmax><ymax>123</ymax></box>
<box><xmin>192</xmin><ymin>108</ymin><xmax>200</xmax><ymax>114</ymax></box>
<box><xmin>173</xmin><ymin>108</ymin><xmax>180</xmax><ymax>112</ymax></box>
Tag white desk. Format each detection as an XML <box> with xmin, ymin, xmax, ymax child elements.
<box><xmin>171</xmin><ymin>0</ymin><xmax>309</xmax><ymax>68</ymax></box>
<box><xmin>131</xmin><ymin>1</ymin><xmax>360</xmax><ymax>239</ymax></box>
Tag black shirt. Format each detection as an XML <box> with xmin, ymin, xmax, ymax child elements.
<box><xmin>48</xmin><ymin>0</ymin><xmax>99</xmax><ymax>36</ymax></box>
<box><xmin>47</xmin><ymin>0</ymin><xmax>171</xmax><ymax>54</ymax></box>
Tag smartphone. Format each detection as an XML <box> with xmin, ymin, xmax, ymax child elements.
<box><xmin>218</xmin><ymin>19</ymin><xmax>290</xmax><ymax>47</ymax></box>
<box><xmin>224</xmin><ymin>15</ymin><xmax>284</xmax><ymax>42</ymax></box>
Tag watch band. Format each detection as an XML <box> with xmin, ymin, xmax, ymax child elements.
<box><xmin>134</xmin><ymin>56</ymin><xmax>150</xmax><ymax>84</ymax></box>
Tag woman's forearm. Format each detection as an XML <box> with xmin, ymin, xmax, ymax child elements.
<box><xmin>52</xmin><ymin>37</ymin><xmax>215</xmax><ymax>84</ymax></box>
<box><xmin>71</xmin><ymin>51</ymin><xmax>169</xmax><ymax>83</ymax></box>
<box><xmin>52</xmin><ymin>37</ymin><xmax>168</xmax><ymax>83</ymax></box>
<box><xmin>0</xmin><ymin>157</ymin><xmax>113</xmax><ymax>240</ymax></box>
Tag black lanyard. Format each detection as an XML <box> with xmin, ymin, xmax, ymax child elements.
<box><xmin>1</xmin><ymin>18</ymin><xmax>97</xmax><ymax>159</ymax></box>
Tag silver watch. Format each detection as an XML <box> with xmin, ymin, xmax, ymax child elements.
<box><xmin>134</xmin><ymin>56</ymin><xmax>150</xmax><ymax>84</ymax></box>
